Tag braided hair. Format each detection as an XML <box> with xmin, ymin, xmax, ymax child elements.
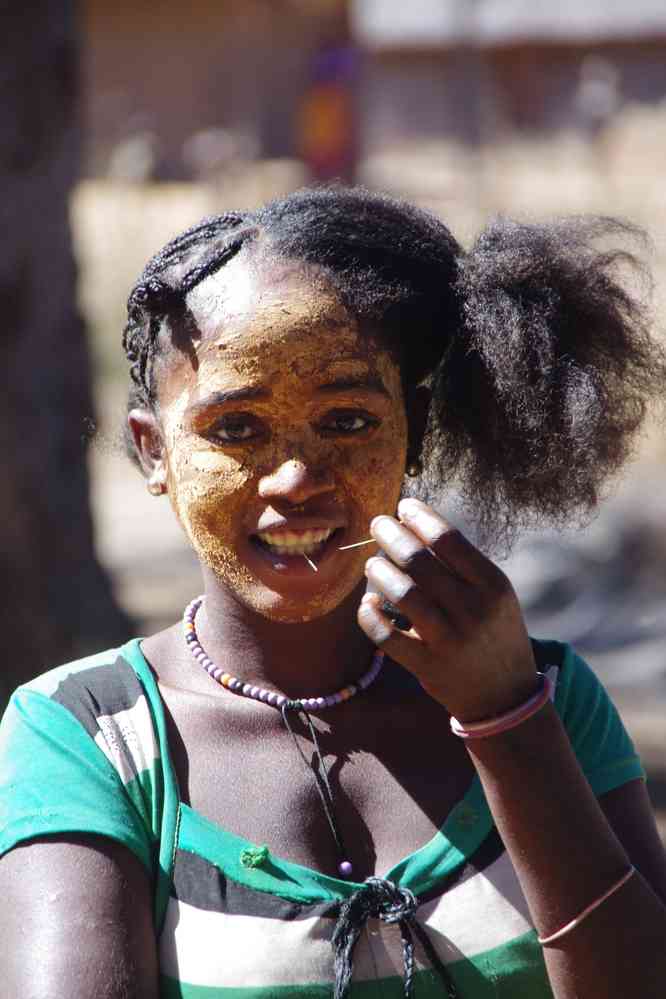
<box><xmin>122</xmin><ymin>211</ymin><xmax>251</xmax><ymax>410</ymax></box>
<box><xmin>122</xmin><ymin>186</ymin><xmax>665</xmax><ymax>547</ymax></box>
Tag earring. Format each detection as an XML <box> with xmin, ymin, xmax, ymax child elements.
<box><xmin>147</xmin><ymin>479</ymin><xmax>165</xmax><ymax>496</ymax></box>
<box><xmin>405</xmin><ymin>458</ymin><xmax>422</xmax><ymax>478</ymax></box>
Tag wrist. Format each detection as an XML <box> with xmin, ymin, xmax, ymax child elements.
<box><xmin>450</xmin><ymin>673</ymin><xmax>553</xmax><ymax>739</ymax></box>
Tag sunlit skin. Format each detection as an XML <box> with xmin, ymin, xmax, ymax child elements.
<box><xmin>2</xmin><ymin>242</ymin><xmax>665</xmax><ymax>999</ymax></box>
<box><xmin>150</xmin><ymin>252</ymin><xmax>409</xmax><ymax>626</ymax></box>
<box><xmin>131</xmin><ymin>247</ymin><xmax>537</xmax><ymax>711</ymax></box>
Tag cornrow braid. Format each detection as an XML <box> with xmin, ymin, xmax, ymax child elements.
<box><xmin>122</xmin><ymin>211</ymin><xmax>252</xmax><ymax>408</ymax></box>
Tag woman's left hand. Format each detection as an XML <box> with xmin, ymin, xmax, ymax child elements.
<box><xmin>357</xmin><ymin>497</ymin><xmax>538</xmax><ymax>721</ymax></box>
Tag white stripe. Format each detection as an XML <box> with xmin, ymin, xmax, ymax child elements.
<box><xmin>159</xmin><ymin>899</ymin><xmax>334</xmax><ymax>987</ymax></box>
<box><xmin>93</xmin><ymin>695</ymin><xmax>159</xmax><ymax>784</ymax></box>
<box><xmin>159</xmin><ymin>853</ymin><xmax>534</xmax><ymax>988</ymax></box>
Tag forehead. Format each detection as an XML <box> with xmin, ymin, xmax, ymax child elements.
<box><xmin>170</xmin><ymin>252</ymin><xmax>394</xmax><ymax>390</ymax></box>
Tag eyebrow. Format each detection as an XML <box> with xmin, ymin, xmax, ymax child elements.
<box><xmin>185</xmin><ymin>375</ymin><xmax>390</xmax><ymax>419</ymax></box>
<box><xmin>315</xmin><ymin>376</ymin><xmax>390</xmax><ymax>398</ymax></box>
<box><xmin>185</xmin><ymin>386</ymin><xmax>270</xmax><ymax>417</ymax></box>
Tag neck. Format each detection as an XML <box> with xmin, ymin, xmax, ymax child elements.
<box><xmin>194</xmin><ymin>571</ymin><xmax>376</xmax><ymax>697</ymax></box>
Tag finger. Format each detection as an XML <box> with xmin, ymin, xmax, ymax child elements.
<box><xmin>397</xmin><ymin>498</ymin><xmax>499</xmax><ymax>587</ymax></box>
<box><xmin>364</xmin><ymin>557</ymin><xmax>458</xmax><ymax>642</ymax></box>
<box><xmin>357</xmin><ymin>594</ymin><xmax>435</xmax><ymax>676</ymax></box>
<box><xmin>369</xmin><ymin>515</ymin><xmax>473</xmax><ymax>616</ymax></box>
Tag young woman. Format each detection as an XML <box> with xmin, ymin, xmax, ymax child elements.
<box><xmin>1</xmin><ymin>187</ymin><xmax>665</xmax><ymax>998</ymax></box>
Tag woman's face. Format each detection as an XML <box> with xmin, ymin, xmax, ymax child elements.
<box><xmin>151</xmin><ymin>250</ymin><xmax>409</xmax><ymax>622</ymax></box>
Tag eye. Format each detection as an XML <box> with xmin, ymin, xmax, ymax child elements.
<box><xmin>208</xmin><ymin>414</ymin><xmax>263</xmax><ymax>443</ymax></box>
<box><xmin>319</xmin><ymin>410</ymin><xmax>379</xmax><ymax>436</ymax></box>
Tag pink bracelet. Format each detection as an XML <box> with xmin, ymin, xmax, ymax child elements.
<box><xmin>449</xmin><ymin>673</ymin><xmax>553</xmax><ymax>739</ymax></box>
<box><xmin>537</xmin><ymin>867</ymin><xmax>636</xmax><ymax>945</ymax></box>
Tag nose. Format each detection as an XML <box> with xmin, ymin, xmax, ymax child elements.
<box><xmin>257</xmin><ymin>458</ymin><xmax>335</xmax><ymax>506</ymax></box>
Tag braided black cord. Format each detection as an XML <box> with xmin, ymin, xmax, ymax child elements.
<box><xmin>332</xmin><ymin>878</ymin><xmax>458</xmax><ymax>999</ymax></box>
<box><xmin>398</xmin><ymin>914</ymin><xmax>415</xmax><ymax>997</ymax></box>
<box><xmin>408</xmin><ymin>918</ymin><xmax>458</xmax><ymax>998</ymax></box>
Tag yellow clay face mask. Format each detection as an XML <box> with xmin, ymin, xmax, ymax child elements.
<box><xmin>156</xmin><ymin>253</ymin><xmax>408</xmax><ymax>622</ymax></box>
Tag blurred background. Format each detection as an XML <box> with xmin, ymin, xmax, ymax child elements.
<box><xmin>2</xmin><ymin>0</ymin><xmax>664</xmax><ymax>834</ymax></box>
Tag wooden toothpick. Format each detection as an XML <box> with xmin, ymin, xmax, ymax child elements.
<box><xmin>303</xmin><ymin>554</ymin><xmax>319</xmax><ymax>572</ymax></box>
<box><xmin>337</xmin><ymin>538</ymin><xmax>376</xmax><ymax>551</ymax></box>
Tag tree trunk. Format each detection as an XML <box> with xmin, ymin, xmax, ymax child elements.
<box><xmin>0</xmin><ymin>0</ymin><xmax>132</xmax><ymax>706</ymax></box>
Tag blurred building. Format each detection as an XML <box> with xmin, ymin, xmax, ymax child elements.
<box><xmin>352</xmin><ymin>1</ymin><xmax>666</xmax><ymax>150</ymax></box>
<box><xmin>83</xmin><ymin>0</ymin><xmax>355</xmax><ymax>181</ymax></box>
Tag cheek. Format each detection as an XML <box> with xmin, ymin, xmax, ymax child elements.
<box><xmin>339</xmin><ymin>422</ymin><xmax>408</xmax><ymax>519</ymax></box>
<box><xmin>166</xmin><ymin>439</ymin><xmax>252</xmax><ymax>541</ymax></box>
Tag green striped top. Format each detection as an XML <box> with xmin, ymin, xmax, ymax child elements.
<box><xmin>0</xmin><ymin>639</ymin><xmax>644</xmax><ymax>997</ymax></box>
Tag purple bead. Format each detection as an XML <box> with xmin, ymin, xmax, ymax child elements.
<box><xmin>267</xmin><ymin>691</ymin><xmax>279</xmax><ymax>706</ymax></box>
<box><xmin>338</xmin><ymin>860</ymin><xmax>353</xmax><ymax>878</ymax></box>
<box><xmin>213</xmin><ymin>668</ymin><xmax>223</xmax><ymax>680</ymax></box>
<box><xmin>249</xmin><ymin>685</ymin><xmax>261</xmax><ymax>699</ymax></box>
<box><xmin>314</xmin><ymin>697</ymin><xmax>326</xmax><ymax>709</ymax></box>
<box><xmin>242</xmin><ymin>683</ymin><xmax>253</xmax><ymax>697</ymax></box>
<box><xmin>275</xmin><ymin>695</ymin><xmax>287</xmax><ymax>709</ymax></box>
<box><xmin>230</xmin><ymin>679</ymin><xmax>243</xmax><ymax>692</ymax></box>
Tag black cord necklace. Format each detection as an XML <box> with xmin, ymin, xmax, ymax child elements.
<box><xmin>182</xmin><ymin>594</ymin><xmax>458</xmax><ymax>997</ymax></box>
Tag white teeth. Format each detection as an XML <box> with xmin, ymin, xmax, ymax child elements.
<box><xmin>256</xmin><ymin>528</ymin><xmax>335</xmax><ymax>555</ymax></box>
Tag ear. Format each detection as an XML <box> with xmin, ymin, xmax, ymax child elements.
<box><xmin>127</xmin><ymin>408</ymin><xmax>168</xmax><ymax>495</ymax></box>
<box><xmin>404</xmin><ymin>383</ymin><xmax>431</xmax><ymax>466</ymax></box>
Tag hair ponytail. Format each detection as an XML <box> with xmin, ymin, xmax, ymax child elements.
<box><xmin>427</xmin><ymin>216</ymin><xmax>664</xmax><ymax>547</ymax></box>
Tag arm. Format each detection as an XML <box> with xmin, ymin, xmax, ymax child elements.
<box><xmin>0</xmin><ymin>835</ymin><xmax>159</xmax><ymax>999</ymax></box>
<box><xmin>359</xmin><ymin>497</ymin><xmax>666</xmax><ymax>999</ymax></box>
<box><xmin>468</xmin><ymin>718</ymin><xmax>666</xmax><ymax>996</ymax></box>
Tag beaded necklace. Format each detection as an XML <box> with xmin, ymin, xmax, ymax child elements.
<box><xmin>183</xmin><ymin>593</ymin><xmax>384</xmax><ymax>878</ymax></box>
<box><xmin>182</xmin><ymin>595</ymin><xmax>458</xmax><ymax>996</ymax></box>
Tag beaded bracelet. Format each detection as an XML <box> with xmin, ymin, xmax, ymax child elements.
<box><xmin>538</xmin><ymin>867</ymin><xmax>636</xmax><ymax>945</ymax></box>
<box><xmin>449</xmin><ymin>673</ymin><xmax>553</xmax><ymax>739</ymax></box>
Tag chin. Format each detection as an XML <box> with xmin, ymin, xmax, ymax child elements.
<box><xmin>212</xmin><ymin>568</ymin><xmax>360</xmax><ymax>624</ymax></box>
<box><xmin>239</xmin><ymin>584</ymin><xmax>356</xmax><ymax>624</ymax></box>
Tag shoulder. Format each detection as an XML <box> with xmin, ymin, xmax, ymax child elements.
<box><xmin>6</xmin><ymin>639</ymin><xmax>156</xmax><ymax>739</ymax></box>
<box><xmin>14</xmin><ymin>638</ymin><xmax>148</xmax><ymax>700</ymax></box>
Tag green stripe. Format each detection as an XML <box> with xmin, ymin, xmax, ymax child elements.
<box><xmin>0</xmin><ymin>690</ymin><xmax>154</xmax><ymax>873</ymax></box>
<box><xmin>177</xmin><ymin>779</ymin><xmax>494</xmax><ymax>905</ymax></box>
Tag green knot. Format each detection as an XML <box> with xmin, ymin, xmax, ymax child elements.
<box><xmin>240</xmin><ymin>844</ymin><xmax>270</xmax><ymax>869</ymax></box>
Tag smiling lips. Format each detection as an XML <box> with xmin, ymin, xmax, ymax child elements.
<box><xmin>254</xmin><ymin>527</ymin><xmax>337</xmax><ymax>556</ymax></box>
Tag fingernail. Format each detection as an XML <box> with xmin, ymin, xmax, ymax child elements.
<box><xmin>365</xmin><ymin>557</ymin><xmax>412</xmax><ymax>602</ymax></box>
<box><xmin>370</xmin><ymin>514</ymin><xmax>393</xmax><ymax>529</ymax></box>
<box><xmin>397</xmin><ymin>498</ymin><xmax>422</xmax><ymax>518</ymax></box>
<box><xmin>370</xmin><ymin>515</ymin><xmax>401</xmax><ymax>539</ymax></box>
